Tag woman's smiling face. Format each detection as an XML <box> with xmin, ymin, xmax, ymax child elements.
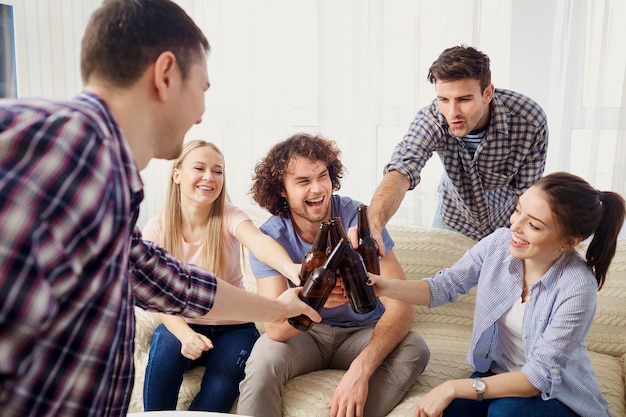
<box><xmin>508</xmin><ymin>186</ymin><xmax>567</xmax><ymax>265</ymax></box>
<box><xmin>173</xmin><ymin>145</ymin><xmax>224</xmax><ymax>207</ymax></box>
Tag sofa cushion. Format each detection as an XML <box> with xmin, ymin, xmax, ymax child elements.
<box><xmin>129</xmin><ymin>223</ymin><xmax>626</xmax><ymax>417</ymax></box>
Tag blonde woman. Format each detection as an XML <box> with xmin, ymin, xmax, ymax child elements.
<box><xmin>142</xmin><ymin>140</ymin><xmax>301</xmax><ymax>412</ymax></box>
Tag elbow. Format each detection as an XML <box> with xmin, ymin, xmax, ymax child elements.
<box><xmin>264</xmin><ymin>324</ymin><xmax>296</xmax><ymax>342</ymax></box>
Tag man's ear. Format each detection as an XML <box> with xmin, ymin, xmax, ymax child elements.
<box><xmin>153</xmin><ymin>51</ymin><xmax>177</xmax><ymax>102</ymax></box>
<box><xmin>483</xmin><ymin>83</ymin><xmax>495</xmax><ymax>104</ymax></box>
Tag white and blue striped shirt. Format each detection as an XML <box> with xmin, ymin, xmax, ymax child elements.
<box><xmin>424</xmin><ymin>227</ymin><xmax>610</xmax><ymax>417</ymax></box>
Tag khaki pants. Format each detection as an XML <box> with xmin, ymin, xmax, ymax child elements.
<box><xmin>237</xmin><ymin>321</ymin><xmax>430</xmax><ymax>417</ymax></box>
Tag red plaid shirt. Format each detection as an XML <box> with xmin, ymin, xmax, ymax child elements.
<box><xmin>0</xmin><ymin>92</ymin><xmax>217</xmax><ymax>417</ymax></box>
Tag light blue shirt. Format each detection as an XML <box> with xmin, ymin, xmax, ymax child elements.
<box><xmin>424</xmin><ymin>227</ymin><xmax>610</xmax><ymax>417</ymax></box>
<box><xmin>250</xmin><ymin>195</ymin><xmax>394</xmax><ymax>327</ymax></box>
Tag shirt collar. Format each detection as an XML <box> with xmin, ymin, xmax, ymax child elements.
<box><xmin>433</xmin><ymin>89</ymin><xmax>511</xmax><ymax>137</ymax></box>
<box><xmin>490</xmin><ymin>92</ymin><xmax>510</xmax><ymax>136</ymax></box>
<box><xmin>74</xmin><ymin>91</ymin><xmax>144</xmax><ymax>197</ymax></box>
<box><xmin>505</xmin><ymin>241</ymin><xmax>572</xmax><ymax>292</ymax></box>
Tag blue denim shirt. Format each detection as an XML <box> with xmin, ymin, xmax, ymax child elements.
<box><xmin>425</xmin><ymin>227</ymin><xmax>610</xmax><ymax>417</ymax></box>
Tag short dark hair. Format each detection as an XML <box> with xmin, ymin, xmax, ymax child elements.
<box><xmin>80</xmin><ymin>0</ymin><xmax>210</xmax><ymax>87</ymax></box>
<box><xmin>250</xmin><ymin>133</ymin><xmax>344</xmax><ymax>218</ymax></box>
<box><xmin>427</xmin><ymin>45</ymin><xmax>491</xmax><ymax>92</ymax></box>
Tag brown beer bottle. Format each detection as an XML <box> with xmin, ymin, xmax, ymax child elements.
<box><xmin>300</xmin><ymin>221</ymin><xmax>330</xmax><ymax>286</ymax></box>
<box><xmin>340</xmin><ymin>240</ymin><xmax>378</xmax><ymax>314</ymax></box>
<box><xmin>288</xmin><ymin>239</ymin><xmax>350</xmax><ymax>331</ymax></box>
<box><xmin>326</xmin><ymin>217</ymin><xmax>347</xmax><ymax>255</ymax></box>
<box><xmin>356</xmin><ymin>204</ymin><xmax>380</xmax><ymax>274</ymax></box>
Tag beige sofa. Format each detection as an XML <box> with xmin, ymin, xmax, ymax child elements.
<box><xmin>128</xmin><ymin>222</ymin><xmax>626</xmax><ymax>417</ymax></box>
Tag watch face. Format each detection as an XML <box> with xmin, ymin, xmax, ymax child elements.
<box><xmin>473</xmin><ymin>379</ymin><xmax>486</xmax><ymax>392</ymax></box>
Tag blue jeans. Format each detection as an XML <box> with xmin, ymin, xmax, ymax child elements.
<box><xmin>143</xmin><ymin>322</ymin><xmax>259</xmax><ymax>412</ymax></box>
<box><xmin>443</xmin><ymin>371</ymin><xmax>580</xmax><ymax>417</ymax></box>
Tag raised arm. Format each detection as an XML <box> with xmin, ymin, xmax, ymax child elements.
<box><xmin>365</xmin><ymin>171</ymin><xmax>411</xmax><ymax>255</ymax></box>
<box><xmin>205</xmin><ymin>278</ymin><xmax>320</xmax><ymax>325</ymax></box>
<box><xmin>366</xmin><ymin>273</ymin><xmax>431</xmax><ymax>306</ymax></box>
<box><xmin>234</xmin><ymin>219</ymin><xmax>301</xmax><ymax>285</ymax></box>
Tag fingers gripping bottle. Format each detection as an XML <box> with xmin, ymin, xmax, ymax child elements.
<box><xmin>299</xmin><ymin>221</ymin><xmax>330</xmax><ymax>286</ymax></box>
<box><xmin>356</xmin><ymin>204</ymin><xmax>380</xmax><ymax>275</ymax></box>
<box><xmin>328</xmin><ymin>216</ymin><xmax>378</xmax><ymax>314</ymax></box>
<box><xmin>288</xmin><ymin>239</ymin><xmax>350</xmax><ymax>331</ymax></box>
<box><xmin>339</xmin><ymin>238</ymin><xmax>378</xmax><ymax>314</ymax></box>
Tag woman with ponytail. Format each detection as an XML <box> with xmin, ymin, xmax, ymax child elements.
<box><xmin>367</xmin><ymin>172</ymin><xmax>625</xmax><ymax>417</ymax></box>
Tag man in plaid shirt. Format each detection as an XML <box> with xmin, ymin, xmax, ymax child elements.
<box><xmin>0</xmin><ymin>1</ymin><xmax>319</xmax><ymax>416</ymax></box>
<box><xmin>366</xmin><ymin>45</ymin><xmax>547</xmax><ymax>244</ymax></box>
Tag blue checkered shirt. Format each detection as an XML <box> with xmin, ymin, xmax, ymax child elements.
<box><xmin>384</xmin><ymin>88</ymin><xmax>548</xmax><ymax>240</ymax></box>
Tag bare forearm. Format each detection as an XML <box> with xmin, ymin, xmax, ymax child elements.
<box><xmin>237</xmin><ymin>220</ymin><xmax>300</xmax><ymax>284</ymax></box>
<box><xmin>263</xmin><ymin>320</ymin><xmax>300</xmax><ymax>342</ymax></box>
<box><xmin>448</xmin><ymin>372</ymin><xmax>539</xmax><ymax>401</ymax></box>
<box><xmin>376</xmin><ymin>277</ymin><xmax>431</xmax><ymax>306</ymax></box>
<box><xmin>158</xmin><ymin>313</ymin><xmax>193</xmax><ymax>341</ymax></box>
<box><xmin>369</xmin><ymin>171</ymin><xmax>411</xmax><ymax>230</ymax></box>
<box><xmin>351</xmin><ymin>300</ymin><xmax>413</xmax><ymax>377</ymax></box>
<box><xmin>205</xmin><ymin>279</ymin><xmax>319</xmax><ymax>324</ymax></box>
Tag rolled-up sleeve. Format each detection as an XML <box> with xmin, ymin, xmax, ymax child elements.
<box><xmin>129</xmin><ymin>229</ymin><xmax>217</xmax><ymax>317</ymax></box>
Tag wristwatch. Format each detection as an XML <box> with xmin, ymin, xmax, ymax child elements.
<box><xmin>472</xmin><ymin>378</ymin><xmax>486</xmax><ymax>401</ymax></box>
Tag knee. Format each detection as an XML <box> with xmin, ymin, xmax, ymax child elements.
<box><xmin>400</xmin><ymin>331</ymin><xmax>431</xmax><ymax>372</ymax></box>
<box><xmin>243</xmin><ymin>339</ymin><xmax>287</xmax><ymax>374</ymax></box>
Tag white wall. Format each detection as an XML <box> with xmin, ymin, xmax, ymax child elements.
<box><xmin>6</xmin><ymin>0</ymin><xmax>626</xmax><ymax>235</ymax></box>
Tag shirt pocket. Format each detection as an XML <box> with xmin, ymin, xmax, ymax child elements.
<box><xmin>477</xmin><ymin>169</ymin><xmax>514</xmax><ymax>189</ymax></box>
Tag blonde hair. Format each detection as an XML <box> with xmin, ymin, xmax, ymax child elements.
<box><xmin>162</xmin><ymin>140</ymin><xmax>230</xmax><ymax>278</ymax></box>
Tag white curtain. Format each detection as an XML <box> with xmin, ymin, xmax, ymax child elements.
<box><xmin>8</xmin><ymin>0</ymin><xmax>626</xmax><ymax>234</ymax></box>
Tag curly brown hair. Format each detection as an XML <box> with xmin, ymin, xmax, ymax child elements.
<box><xmin>250</xmin><ymin>133</ymin><xmax>344</xmax><ymax>217</ymax></box>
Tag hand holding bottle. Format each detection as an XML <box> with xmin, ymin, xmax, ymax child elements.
<box><xmin>281</xmin><ymin>262</ymin><xmax>303</xmax><ymax>286</ymax></box>
<box><xmin>366</xmin><ymin>273</ymin><xmax>431</xmax><ymax>306</ymax></box>
<box><xmin>323</xmin><ymin>278</ymin><xmax>349</xmax><ymax>309</ymax></box>
<box><xmin>289</xmin><ymin>239</ymin><xmax>350</xmax><ymax>331</ymax></box>
<box><xmin>277</xmin><ymin>287</ymin><xmax>323</xmax><ymax>324</ymax></box>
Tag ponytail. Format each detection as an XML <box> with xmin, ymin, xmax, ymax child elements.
<box><xmin>534</xmin><ymin>172</ymin><xmax>625</xmax><ymax>290</ymax></box>
<box><xmin>585</xmin><ymin>192</ymin><xmax>625</xmax><ymax>289</ymax></box>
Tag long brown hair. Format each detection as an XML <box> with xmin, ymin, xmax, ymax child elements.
<box><xmin>535</xmin><ymin>172</ymin><xmax>625</xmax><ymax>289</ymax></box>
<box><xmin>162</xmin><ymin>140</ymin><xmax>229</xmax><ymax>278</ymax></box>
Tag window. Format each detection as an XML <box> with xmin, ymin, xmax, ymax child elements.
<box><xmin>0</xmin><ymin>3</ymin><xmax>16</xmax><ymax>98</ymax></box>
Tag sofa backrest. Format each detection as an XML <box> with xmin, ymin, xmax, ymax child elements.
<box><xmin>580</xmin><ymin>241</ymin><xmax>626</xmax><ymax>357</ymax></box>
<box><xmin>388</xmin><ymin>224</ymin><xmax>626</xmax><ymax>359</ymax></box>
